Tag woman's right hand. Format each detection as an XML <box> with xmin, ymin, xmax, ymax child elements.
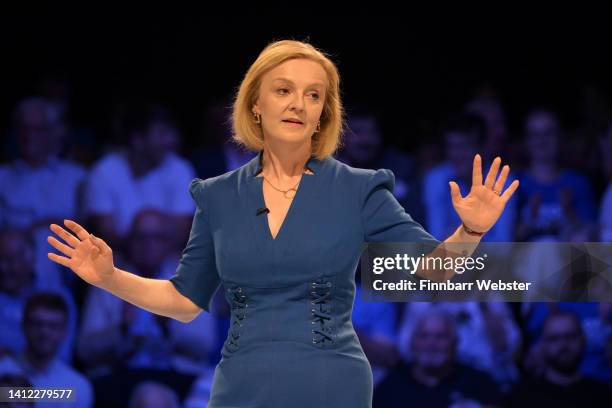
<box><xmin>47</xmin><ymin>219</ymin><xmax>116</xmax><ymax>288</ymax></box>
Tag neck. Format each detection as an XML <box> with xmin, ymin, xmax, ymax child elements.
<box><xmin>544</xmin><ymin>367</ymin><xmax>582</xmax><ymax>386</ymax></box>
<box><xmin>23</xmin><ymin>155</ymin><xmax>50</xmax><ymax>168</ymax></box>
<box><xmin>530</xmin><ymin>161</ymin><xmax>558</xmax><ymax>181</ymax></box>
<box><xmin>24</xmin><ymin>348</ymin><xmax>53</xmax><ymax>372</ymax></box>
<box><xmin>411</xmin><ymin>363</ymin><xmax>452</xmax><ymax>387</ymax></box>
<box><xmin>261</xmin><ymin>141</ymin><xmax>312</xmax><ymax>181</ymax></box>
<box><xmin>127</xmin><ymin>150</ymin><xmax>156</xmax><ymax>178</ymax></box>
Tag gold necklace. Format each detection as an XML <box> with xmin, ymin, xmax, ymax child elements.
<box><xmin>262</xmin><ymin>173</ymin><xmax>303</xmax><ymax>199</ymax></box>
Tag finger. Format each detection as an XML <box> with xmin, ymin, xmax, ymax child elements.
<box><xmin>50</xmin><ymin>224</ymin><xmax>80</xmax><ymax>247</ymax></box>
<box><xmin>501</xmin><ymin>179</ymin><xmax>520</xmax><ymax>203</ymax></box>
<box><xmin>493</xmin><ymin>165</ymin><xmax>510</xmax><ymax>193</ymax></box>
<box><xmin>484</xmin><ymin>157</ymin><xmax>501</xmax><ymax>189</ymax></box>
<box><xmin>63</xmin><ymin>219</ymin><xmax>90</xmax><ymax>241</ymax></box>
<box><xmin>449</xmin><ymin>181</ymin><xmax>463</xmax><ymax>205</ymax></box>
<box><xmin>47</xmin><ymin>236</ymin><xmax>75</xmax><ymax>257</ymax></box>
<box><xmin>47</xmin><ymin>252</ymin><xmax>72</xmax><ymax>268</ymax></box>
<box><xmin>472</xmin><ymin>154</ymin><xmax>483</xmax><ymax>186</ymax></box>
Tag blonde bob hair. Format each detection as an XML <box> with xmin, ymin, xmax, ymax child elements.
<box><xmin>231</xmin><ymin>40</ymin><xmax>344</xmax><ymax>160</ymax></box>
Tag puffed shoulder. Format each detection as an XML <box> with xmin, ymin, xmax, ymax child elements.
<box><xmin>188</xmin><ymin>178</ymin><xmax>207</xmax><ymax>208</ymax></box>
<box><xmin>361</xmin><ymin>168</ymin><xmax>396</xmax><ymax>203</ymax></box>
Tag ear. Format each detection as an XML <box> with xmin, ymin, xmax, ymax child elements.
<box><xmin>252</xmin><ymin>99</ymin><xmax>260</xmax><ymax>115</ymax></box>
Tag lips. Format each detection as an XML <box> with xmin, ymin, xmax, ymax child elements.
<box><xmin>282</xmin><ymin>118</ymin><xmax>304</xmax><ymax>124</ymax></box>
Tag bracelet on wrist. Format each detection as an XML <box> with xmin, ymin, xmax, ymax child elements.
<box><xmin>462</xmin><ymin>223</ymin><xmax>485</xmax><ymax>237</ymax></box>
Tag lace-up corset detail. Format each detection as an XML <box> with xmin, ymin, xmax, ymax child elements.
<box><xmin>310</xmin><ymin>279</ymin><xmax>334</xmax><ymax>347</ymax></box>
<box><xmin>224</xmin><ymin>286</ymin><xmax>248</xmax><ymax>354</ymax></box>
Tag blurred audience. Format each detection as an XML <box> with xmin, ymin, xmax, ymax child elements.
<box><xmin>2</xmin><ymin>74</ymin><xmax>612</xmax><ymax>406</ymax></box>
<box><xmin>374</xmin><ymin>310</ymin><xmax>502</xmax><ymax>407</ymax></box>
<box><xmin>423</xmin><ymin>112</ymin><xmax>517</xmax><ymax>242</ymax></box>
<box><xmin>77</xmin><ymin>210</ymin><xmax>217</xmax><ymax>378</ymax></box>
<box><xmin>398</xmin><ymin>301</ymin><xmax>521</xmax><ymax>389</ymax></box>
<box><xmin>338</xmin><ymin>106</ymin><xmax>426</xmax><ymax>223</ymax></box>
<box><xmin>510</xmin><ymin>310</ymin><xmax>611</xmax><ymax>406</ymax></box>
<box><xmin>128</xmin><ymin>380</ymin><xmax>180</xmax><ymax>408</ymax></box>
<box><xmin>191</xmin><ymin>97</ymin><xmax>255</xmax><ymax>179</ymax></box>
<box><xmin>81</xmin><ymin>103</ymin><xmax>196</xmax><ymax>254</ymax></box>
<box><xmin>515</xmin><ymin>108</ymin><xmax>597</xmax><ymax>242</ymax></box>
<box><xmin>0</xmin><ymin>229</ymin><xmax>78</xmax><ymax>363</ymax></box>
<box><xmin>0</xmin><ymin>97</ymin><xmax>87</xmax><ymax>289</ymax></box>
<box><xmin>0</xmin><ymin>293</ymin><xmax>93</xmax><ymax>408</ymax></box>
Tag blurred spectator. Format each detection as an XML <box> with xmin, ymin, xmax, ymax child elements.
<box><xmin>398</xmin><ymin>301</ymin><xmax>521</xmax><ymax>388</ymax></box>
<box><xmin>82</xmin><ymin>103</ymin><xmax>196</xmax><ymax>253</ymax></box>
<box><xmin>510</xmin><ymin>310</ymin><xmax>611</xmax><ymax>407</ymax></box>
<box><xmin>77</xmin><ymin>210</ymin><xmax>217</xmax><ymax>378</ymax></box>
<box><xmin>183</xmin><ymin>367</ymin><xmax>216</xmax><ymax>408</ymax></box>
<box><xmin>599</xmin><ymin>119</ymin><xmax>612</xmax><ymax>241</ymax></box>
<box><xmin>522</xmin><ymin>302</ymin><xmax>612</xmax><ymax>383</ymax></box>
<box><xmin>128</xmin><ymin>380</ymin><xmax>180</xmax><ymax>408</ymax></box>
<box><xmin>338</xmin><ymin>106</ymin><xmax>426</xmax><ymax>223</ymax></box>
<box><xmin>464</xmin><ymin>85</ymin><xmax>514</xmax><ymax>164</ymax></box>
<box><xmin>515</xmin><ymin>108</ymin><xmax>597</xmax><ymax>242</ymax></box>
<box><xmin>373</xmin><ymin>310</ymin><xmax>502</xmax><ymax>407</ymax></box>
<box><xmin>0</xmin><ymin>293</ymin><xmax>93</xmax><ymax>408</ymax></box>
<box><xmin>353</xmin><ymin>284</ymin><xmax>400</xmax><ymax>387</ymax></box>
<box><xmin>423</xmin><ymin>112</ymin><xmax>517</xmax><ymax>242</ymax></box>
<box><xmin>191</xmin><ymin>97</ymin><xmax>255</xmax><ymax>179</ymax></box>
<box><xmin>38</xmin><ymin>76</ymin><xmax>99</xmax><ymax>165</ymax></box>
<box><xmin>0</xmin><ymin>97</ymin><xmax>87</xmax><ymax>289</ymax></box>
<box><xmin>0</xmin><ymin>229</ymin><xmax>78</xmax><ymax>363</ymax></box>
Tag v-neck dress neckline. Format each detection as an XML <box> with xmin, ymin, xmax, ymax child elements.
<box><xmin>245</xmin><ymin>150</ymin><xmax>321</xmax><ymax>245</ymax></box>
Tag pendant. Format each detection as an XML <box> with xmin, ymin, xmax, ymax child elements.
<box><xmin>284</xmin><ymin>188</ymin><xmax>297</xmax><ymax>199</ymax></box>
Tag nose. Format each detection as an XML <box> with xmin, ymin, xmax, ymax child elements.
<box><xmin>289</xmin><ymin>94</ymin><xmax>305</xmax><ymax>112</ymax></box>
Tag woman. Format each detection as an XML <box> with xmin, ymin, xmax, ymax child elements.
<box><xmin>47</xmin><ymin>40</ymin><xmax>519</xmax><ymax>407</ymax></box>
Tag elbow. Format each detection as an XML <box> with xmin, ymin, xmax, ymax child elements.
<box><xmin>175</xmin><ymin>308</ymin><xmax>203</xmax><ymax>323</ymax></box>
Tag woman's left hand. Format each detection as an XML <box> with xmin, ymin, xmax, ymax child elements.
<box><xmin>449</xmin><ymin>154</ymin><xmax>519</xmax><ymax>234</ymax></box>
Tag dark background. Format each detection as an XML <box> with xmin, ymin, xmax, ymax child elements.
<box><xmin>3</xmin><ymin>12</ymin><xmax>612</xmax><ymax>152</ymax></box>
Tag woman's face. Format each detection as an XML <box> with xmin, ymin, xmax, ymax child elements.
<box><xmin>253</xmin><ymin>58</ymin><xmax>327</xmax><ymax>146</ymax></box>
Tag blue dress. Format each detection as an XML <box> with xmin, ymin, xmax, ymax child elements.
<box><xmin>170</xmin><ymin>150</ymin><xmax>441</xmax><ymax>407</ymax></box>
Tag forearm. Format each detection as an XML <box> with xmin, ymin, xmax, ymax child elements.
<box><xmin>416</xmin><ymin>224</ymin><xmax>483</xmax><ymax>281</ymax></box>
<box><xmin>101</xmin><ymin>267</ymin><xmax>202</xmax><ymax>323</ymax></box>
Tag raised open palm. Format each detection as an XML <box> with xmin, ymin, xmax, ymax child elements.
<box><xmin>449</xmin><ymin>154</ymin><xmax>520</xmax><ymax>234</ymax></box>
<box><xmin>47</xmin><ymin>219</ymin><xmax>115</xmax><ymax>287</ymax></box>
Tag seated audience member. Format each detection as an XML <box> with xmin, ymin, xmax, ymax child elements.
<box><xmin>510</xmin><ymin>310</ymin><xmax>611</xmax><ymax>407</ymax></box>
<box><xmin>77</xmin><ymin>210</ymin><xmax>217</xmax><ymax>377</ymax></box>
<box><xmin>374</xmin><ymin>310</ymin><xmax>502</xmax><ymax>407</ymax></box>
<box><xmin>0</xmin><ymin>96</ymin><xmax>87</xmax><ymax>289</ymax></box>
<box><xmin>128</xmin><ymin>381</ymin><xmax>181</xmax><ymax>408</ymax></box>
<box><xmin>0</xmin><ymin>229</ymin><xmax>77</xmax><ymax>363</ymax></box>
<box><xmin>522</xmin><ymin>302</ymin><xmax>612</xmax><ymax>383</ymax></box>
<box><xmin>337</xmin><ymin>106</ymin><xmax>426</xmax><ymax>223</ymax></box>
<box><xmin>515</xmin><ymin>108</ymin><xmax>597</xmax><ymax>242</ymax></box>
<box><xmin>398</xmin><ymin>301</ymin><xmax>521</xmax><ymax>387</ymax></box>
<box><xmin>423</xmin><ymin>112</ymin><xmax>516</xmax><ymax>242</ymax></box>
<box><xmin>82</xmin><ymin>103</ymin><xmax>196</xmax><ymax>252</ymax></box>
<box><xmin>191</xmin><ymin>96</ymin><xmax>256</xmax><ymax>179</ymax></box>
<box><xmin>599</xmin><ymin>119</ymin><xmax>612</xmax><ymax>242</ymax></box>
<box><xmin>353</xmin><ymin>283</ymin><xmax>401</xmax><ymax>387</ymax></box>
<box><xmin>0</xmin><ymin>293</ymin><xmax>93</xmax><ymax>408</ymax></box>
<box><xmin>464</xmin><ymin>86</ymin><xmax>514</xmax><ymax>164</ymax></box>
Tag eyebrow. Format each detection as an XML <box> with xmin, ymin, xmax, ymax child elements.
<box><xmin>272</xmin><ymin>77</ymin><xmax>325</xmax><ymax>89</ymax></box>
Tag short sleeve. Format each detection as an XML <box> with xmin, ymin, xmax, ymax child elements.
<box><xmin>169</xmin><ymin>178</ymin><xmax>221</xmax><ymax>313</ymax></box>
<box><xmin>361</xmin><ymin>169</ymin><xmax>441</xmax><ymax>252</ymax></box>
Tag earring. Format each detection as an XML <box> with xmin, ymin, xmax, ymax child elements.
<box><xmin>314</xmin><ymin>121</ymin><xmax>321</xmax><ymax>133</ymax></box>
<box><xmin>253</xmin><ymin>112</ymin><xmax>261</xmax><ymax>124</ymax></box>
